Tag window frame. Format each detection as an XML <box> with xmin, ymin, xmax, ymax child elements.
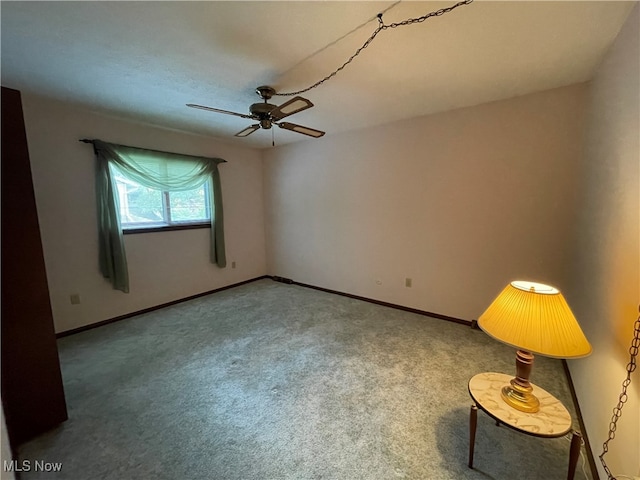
<box><xmin>122</xmin><ymin>222</ymin><xmax>211</xmax><ymax>235</ymax></box>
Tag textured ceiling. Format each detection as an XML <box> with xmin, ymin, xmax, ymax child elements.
<box><xmin>1</xmin><ymin>1</ymin><xmax>635</xmax><ymax>149</ymax></box>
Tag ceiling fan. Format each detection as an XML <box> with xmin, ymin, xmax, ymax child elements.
<box><xmin>187</xmin><ymin>86</ymin><xmax>325</xmax><ymax>139</ymax></box>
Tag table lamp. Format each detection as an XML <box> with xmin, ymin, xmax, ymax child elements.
<box><xmin>477</xmin><ymin>281</ymin><xmax>592</xmax><ymax>413</ymax></box>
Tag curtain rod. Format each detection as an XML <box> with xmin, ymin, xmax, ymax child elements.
<box><xmin>78</xmin><ymin>139</ymin><xmax>226</xmax><ymax>163</ymax></box>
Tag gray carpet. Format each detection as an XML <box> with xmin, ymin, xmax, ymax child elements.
<box><xmin>18</xmin><ymin>279</ymin><xmax>592</xmax><ymax>479</ymax></box>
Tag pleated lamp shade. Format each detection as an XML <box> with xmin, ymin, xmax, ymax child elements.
<box><xmin>478</xmin><ymin>281</ymin><xmax>592</xmax><ymax>359</ymax></box>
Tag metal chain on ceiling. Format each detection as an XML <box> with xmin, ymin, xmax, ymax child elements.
<box><xmin>274</xmin><ymin>0</ymin><xmax>474</xmax><ymax>97</ymax></box>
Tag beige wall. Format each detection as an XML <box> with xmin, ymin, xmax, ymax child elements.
<box><xmin>21</xmin><ymin>95</ymin><xmax>267</xmax><ymax>333</ymax></box>
<box><xmin>264</xmin><ymin>84</ymin><xmax>587</xmax><ymax>321</ymax></box>
<box><xmin>567</xmin><ymin>5</ymin><xmax>639</xmax><ymax>478</ymax></box>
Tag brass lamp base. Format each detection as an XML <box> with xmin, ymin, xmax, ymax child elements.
<box><xmin>502</xmin><ymin>349</ymin><xmax>541</xmax><ymax>413</ymax></box>
<box><xmin>501</xmin><ymin>383</ymin><xmax>540</xmax><ymax>413</ymax></box>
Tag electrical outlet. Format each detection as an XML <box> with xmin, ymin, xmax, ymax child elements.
<box><xmin>231</xmin><ymin>261</ymin><xmax>236</xmax><ymax>269</ymax></box>
<box><xmin>70</xmin><ymin>294</ymin><xmax>81</xmax><ymax>305</ymax></box>
<box><xmin>405</xmin><ymin>278</ymin><xmax>412</xmax><ymax>288</ymax></box>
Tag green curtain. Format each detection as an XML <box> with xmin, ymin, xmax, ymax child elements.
<box><xmin>91</xmin><ymin>139</ymin><xmax>226</xmax><ymax>293</ymax></box>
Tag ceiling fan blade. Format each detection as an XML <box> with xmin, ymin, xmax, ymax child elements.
<box><xmin>235</xmin><ymin>124</ymin><xmax>260</xmax><ymax>137</ymax></box>
<box><xmin>277</xmin><ymin>122</ymin><xmax>325</xmax><ymax>138</ymax></box>
<box><xmin>269</xmin><ymin>96</ymin><xmax>314</xmax><ymax>121</ymax></box>
<box><xmin>187</xmin><ymin>104</ymin><xmax>254</xmax><ymax>120</ymax></box>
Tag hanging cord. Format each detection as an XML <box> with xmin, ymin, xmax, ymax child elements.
<box><xmin>599</xmin><ymin>305</ymin><xmax>640</xmax><ymax>480</ymax></box>
<box><xmin>276</xmin><ymin>1</ymin><xmax>402</xmax><ymax>80</ymax></box>
<box><xmin>274</xmin><ymin>0</ymin><xmax>474</xmax><ymax>96</ymax></box>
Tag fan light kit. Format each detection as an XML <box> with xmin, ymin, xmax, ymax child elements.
<box><xmin>187</xmin><ymin>0</ymin><xmax>473</xmax><ymax>143</ymax></box>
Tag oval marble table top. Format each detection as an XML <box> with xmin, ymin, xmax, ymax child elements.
<box><xmin>468</xmin><ymin>372</ymin><xmax>573</xmax><ymax>438</ymax></box>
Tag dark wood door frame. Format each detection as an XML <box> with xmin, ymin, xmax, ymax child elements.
<box><xmin>1</xmin><ymin>86</ymin><xmax>68</xmax><ymax>451</ymax></box>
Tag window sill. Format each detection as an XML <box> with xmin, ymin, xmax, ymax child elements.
<box><xmin>123</xmin><ymin>223</ymin><xmax>211</xmax><ymax>235</ymax></box>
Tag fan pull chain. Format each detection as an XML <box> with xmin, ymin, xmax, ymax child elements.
<box><xmin>272</xmin><ymin>127</ymin><xmax>275</xmax><ymax>147</ymax></box>
<box><xmin>274</xmin><ymin>0</ymin><xmax>473</xmax><ymax>97</ymax></box>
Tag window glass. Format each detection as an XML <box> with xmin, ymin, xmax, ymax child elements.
<box><xmin>113</xmin><ymin>170</ymin><xmax>210</xmax><ymax>229</ymax></box>
<box><xmin>169</xmin><ymin>186</ymin><xmax>208</xmax><ymax>223</ymax></box>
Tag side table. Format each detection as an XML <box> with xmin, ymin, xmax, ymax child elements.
<box><xmin>468</xmin><ymin>372</ymin><xmax>582</xmax><ymax>480</ymax></box>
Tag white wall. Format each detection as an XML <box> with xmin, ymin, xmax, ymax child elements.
<box><xmin>567</xmin><ymin>5</ymin><xmax>639</xmax><ymax>478</ymax></box>
<box><xmin>264</xmin><ymin>84</ymin><xmax>587</xmax><ymax>321</ymax></box>
<box><xmin>21</xmin><ymin>95</ymin><xmax>267</xmax><ymax>333</ymax></box>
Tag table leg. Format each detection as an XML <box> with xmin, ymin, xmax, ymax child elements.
<box><xmin>567</xmin><ymin>430</ymin><xmax>582</xmax><ymax>480</ymax></box>
<box><xmin>469</xmin><ymin>404</ymin><xmax>478</xmax><ymax>468</ymax></box>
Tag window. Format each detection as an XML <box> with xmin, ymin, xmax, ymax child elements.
<box><xmin>92</xmin><ymin>138</ymin><xmax>226</xmax><ymax>293</ymax></box>
<box><xmin>113</xmin><ymin>169</ymin><xmax>210</xmax><ymax>231</ymax></box>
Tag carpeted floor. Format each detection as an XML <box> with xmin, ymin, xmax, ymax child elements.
<box><xmin>18</xmin><ymin>279</ymin><xmax>592</xmax><ymax>479</ymax></box>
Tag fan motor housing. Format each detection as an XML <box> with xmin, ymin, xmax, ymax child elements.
<box><xmin>250</xmin><ymin>102</ymin><xmax>276</xmax><ymax>116</ymax></box>
<box><xmin>250</xmin><ymin>102</ymin><xmax>276</xmax><ymax>129</ymax></box>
